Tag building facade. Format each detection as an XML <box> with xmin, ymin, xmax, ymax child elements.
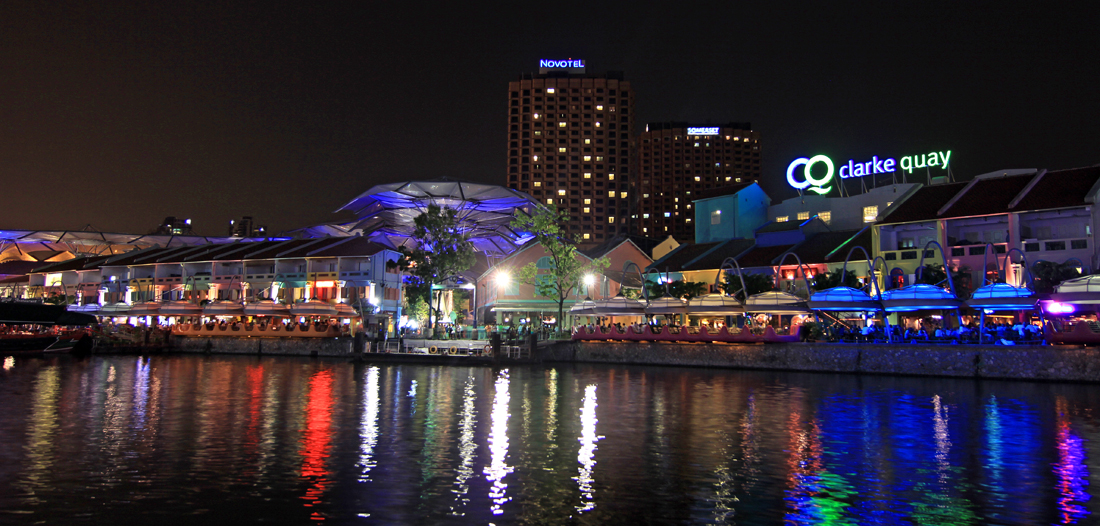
<box><xmin>634</xmin><ymin>122</ymin><xmax>762</xmax><ymax>241</ymax></box>
<box><xmin>506</xmin><ymin>63</ymin><xmax>634</xmax><ymax>244</ymax></box>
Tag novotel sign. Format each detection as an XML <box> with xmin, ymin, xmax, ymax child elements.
<box><xmin>787</xmin><ymin>149</ymin><xmax>952</xmax><ymax>195</ymax></box>
<box><xmin>687</xmin><ymin>127</ymin><xmax>720</xmax><ymax>135</ymax></box>
<box><xmin>539</xmin><ymin>59</ymin><xmax>585</xmax><ymax>69</ymax></box>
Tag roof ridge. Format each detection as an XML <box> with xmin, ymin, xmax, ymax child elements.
<box><xmin>1008</xmin><ymin>169</ymin><xmax>1048</xmax><ymax>209</ymax></box>
<box><xmin>937</xmin><ymin>178</ymin><xmax>982</xmax><ymax>216</ymax></box>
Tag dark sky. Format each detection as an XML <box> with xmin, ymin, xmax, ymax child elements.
<box><xmin>2</xmin><ymin>2</ymin><xmax>1097</xmax><ymax>235</ymax></box>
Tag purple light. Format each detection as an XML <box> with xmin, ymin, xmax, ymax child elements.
<box><xmin>1047</xmin><ymin>302</ymin><xmax>1076</xmax><ymax>314</ymax></box>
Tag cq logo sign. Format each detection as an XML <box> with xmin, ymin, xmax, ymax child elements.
<box><xmin>786</xmin><ymin>155</ymin><xmax>834</xmax><ymax>195</ymax></box>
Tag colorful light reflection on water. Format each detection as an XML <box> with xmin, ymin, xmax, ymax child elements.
<box><xmin>0</xmin><ymin>355</ymin><xmax>1098</xmax><ymax>524</ymax></box>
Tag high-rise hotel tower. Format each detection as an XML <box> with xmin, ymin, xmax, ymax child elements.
<box><xmin>506</xmin><ymin>60</ymin><xmax>634</xmax><ymax>244</ymax></box>
<box><xmin>634</xmin><ymin>122</ymin><xmax>761</xmax><ymax>242</ymax></box>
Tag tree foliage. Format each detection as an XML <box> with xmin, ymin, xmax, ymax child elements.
<box><xmin>722</xmin><ymin>271</ymin><xmax>774</xmax><ymax>301</ymax></box>
<box><xmin>510</xmin><ymin>203</ymin><xmax>609</xmax><ymax>332</ymax></box>
<box><xmin>646</xmin><ymin>279</ymin><xmax>708</xmax><ymax>301</ymax></box>
<box><xmin>811</xmin><ymin>268</ymin><xmax>862</xmax><ymax>291</ymax></box>
<box><xmin>1031</xmin><ymin>260</ymin><xmax>1084</xmax><ymax>294</ymax></box>
<box><xmin>391</xmin><ymin>204</ymin><xmax>476</xmax><ymax>330</ymax></box>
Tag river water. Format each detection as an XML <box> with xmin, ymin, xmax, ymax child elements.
<box><xmin>0</xmin><ymin>354</ymin><xmax>1097</xmax><ymax>525</ymax></box>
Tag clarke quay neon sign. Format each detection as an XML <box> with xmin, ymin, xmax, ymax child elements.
<box><xmin>787</xmin><ymin>149</ymin><xmax>952</xmax><ymax>195</ymax></box>
<box><xmin>539</xmin><ymin>59</ymin><xmax>585</xmax><ymax>69</ymax></box>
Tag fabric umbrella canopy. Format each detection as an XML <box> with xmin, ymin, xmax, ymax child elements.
<box><xmin>290</xmin><ymin>299</ymin><xmax>339</xmax><ymax>317</ymax></box>
<box><xmin>808</xmin><ymin>287</ymin><xmax>883</xmax><ymax>311</ymax></box>
<box><xmin>591</xmin><ymin>294</ymin><xmax>646</xmax><ymax>316</ymax></box>
<box><xmin>881</xmin><ymin>284</ymin><xmax>963</xmax><ymax>312</ymax></box>
<box><xmin>966</xmin><ymin>283</ymin><xmax>1038</xmax><ymax>310</ymax></box>
<box><xmin>159</xmin><ymin>300</ymin><xmax>204</xmax><ymax>317</ymax></box>
<box><xmin>744</xmin><ymin>291</ymin><xmax>810</xmax><ymax>315</ymax></box>
<box><xmin>243</xmin><ymin>299</ymin><xmax>291</xmax><ymax>317</ymax></box>
<box><xmin>570</xmin><ymin>297</ymin><xmax>597</xmax><ymax>316</ymax></box>
<box><xmin>204</xmin><ymin>301</ymin><xmax>246</xmax><ymax>317</ymax></box>
<box><xmin>334</xmin><ymin>303</ymin><xmax>358</xmax><ymax>317</ymax></box>
<box><xmin>128</xmin><ymin>301</ymin><xmax>162</xmax><ymax>316</ymax></box>
<box><xmin>686</xmin><ymin>293</ymin><xmax>745</xmax><ymax>316</ymax></box>
<box><xmin>67</xmin><ymin>304</ymin><xmax>101</xmax><ymax>314</ymax></box>
<box><xmin>645</xmin><ymin>297</ymin><xmax>688</xmax><ymax>315</ymax></box>
<box><xmin>99</xmin><ymin>302</ymin><xmax>132</xmax><ymax>315</ymax></box>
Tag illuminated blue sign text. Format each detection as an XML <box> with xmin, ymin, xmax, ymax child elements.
<box><xmin>539</xmin><ymin>59</ymin><xmax>585</xmax><ymax>69</ymax></box>
<box><xmin>687</xmin><ymin>127</ymin><xmax>720</xmax><ymax>135</ymax></box>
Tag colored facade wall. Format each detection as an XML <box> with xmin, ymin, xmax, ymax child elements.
<box><xmin>694</xmin><ymin>183</ymin><xmax>770</xmax><ymax>243</ymax></box>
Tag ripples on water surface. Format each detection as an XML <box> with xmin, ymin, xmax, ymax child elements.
<box><xmin>0</xmin><ymin>354</ymin><xmax>1097</xmax><ymax>524</ymax></box>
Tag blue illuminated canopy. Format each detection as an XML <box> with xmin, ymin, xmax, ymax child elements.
<box><xmin>880</xmin><ymin>284</ymin><xmax>963</xmax><ymax>312</ymax></box>
<box><xmin>329</xmin><ymin>179</ymin><xmax>540</xmax><ymax>256</ymax></box>
<box><xmin>808</xmin><ymin>286</ymin><xmax>883</xmax><ymax>311</ymax></box>
<box><xmin>965</xmin><ymin>283</ymin><xmax>1038</xmax><ymax>311</ymax></box>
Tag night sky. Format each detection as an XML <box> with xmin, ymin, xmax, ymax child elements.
<box><xmin>2</xmin><ymin>2</ymin><xmax>1097</xmax><ymax>235</ymax></box>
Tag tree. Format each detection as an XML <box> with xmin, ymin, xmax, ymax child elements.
<box><xmin>1031</xmin><ymin>260</ymin><xmax>1083</xmax><ymax>294</ymax></box>
<box><xmin>722</xmin><ymin>271</ymin><xmax>774</xmax><ymax>301</ymax></box>
<box><xmin>391</xmin><ymin>204</ymin><xmax>476</xmax><ymax>334</ymax></box>
<box><xmin>510</xmin><ymin>203</ymin><xmax>609</xmax><ymax>334</ymax></box>
<box><xmin>811</xmin><ymin>268</ymin><xmax>862</xmax><ymax>291</ymax></box>
<box><xmin>915</xmin><ymin>264</ymin><xmax>947</xmax><ymax>286</ymax></box>
<box><xmin>645</xmin><ymin>279</ymin><xmax>707</xmax><ymax>301</ymax></box>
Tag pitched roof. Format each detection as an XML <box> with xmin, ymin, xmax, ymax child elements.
<box><xmin>938</xmin><ymin>172</ymin><xmax>1034</xmax><ymax>219</ymax></box>
<box><xmin>646</xmin><ymin>242</ymin><xmax>721</xmax><ymax>272</ymax></box>
<box><xmin>684</xmin><ymin>239</ymin><xmax>755</xmax><ymax>271</ymax></box>
<box><xmin>736</xmin><ymin>244</ymin><xmax>795</xmax><ymax>268</ymax></box>
<box><xmin>880</xmin><ymin>182</ymin><xmax>967</xmax><ymax>224</ymax></box>
<box><xmin>701</xmin><ymin>182</ymin><xmax>754</xmax><ymax>199</ymax></box>
<box><xmin>30</xmin><ymin>256</ymin><xmax>111</xmax><ymax>273</ymax></box>
<box><xmin>580</xmin><ymin>234</ymin><xmax>664</xmax><ymax>259</ymax></box>
<box><xmin>784</xmin><ymin>229</ymin><xmax>870</xmax><ymax>265</ymax></box>
<box><xmin>1011</xmin><ymin>166</ymin><xmax>1100</xmax><ymax>212</ymax></box>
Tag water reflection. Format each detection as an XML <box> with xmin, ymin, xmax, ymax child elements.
<box><xmin>484</xmin><ymin>369</ymin><xmax>512</xmax><ymax>516</ymax></box>
<box><xmin>2</xmin><ymin>357</ymin><xmax>1099</xmax><ymax>524</ymax></box>
<box><xmin>574</xmin><ymin>384</ymin><xmax>602</xmax><ymax>513</ymax></box>
<box><xmin>300</xmin><ymin>369</ymin><xmax>334</xmax><ymax>520</ymax></box>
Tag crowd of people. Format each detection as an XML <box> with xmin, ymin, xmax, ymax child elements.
<box><xmin>824</xmin><ymin>319</ymin><xmax>1044</xmax><ymax>344</ymax></box>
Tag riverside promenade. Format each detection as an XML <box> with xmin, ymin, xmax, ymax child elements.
<box><xmin>160</xmin><ymin>335</ymin><xmax>1100</xmax><ymax>383</ymax></box>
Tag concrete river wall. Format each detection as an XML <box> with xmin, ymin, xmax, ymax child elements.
<box><xmin>543</xmin><ymin>341</ymin><xmax>1100</xmax><ymax>382</ymax></box>
<box><xmin>168</xmin><ymin>336</ymin><xmax>1100</xmax><ymax>382</ymax></box>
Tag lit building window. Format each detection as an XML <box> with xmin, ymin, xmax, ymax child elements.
<box><xmin>694</xmin><ymin>176</ymin><xmax>701</xmax><ymax>182</ymax></box>
<box><xmin>643</xmin><ymin>213</ymin><xmax>650</xmax><ymax>219</ymax></box>
<box><xmin>887</xmin><ymin>201</ymin><xmax>894</xmax><ymax>207</ymax></box>
<box><xmin>664</xmin><ymin>212</ymin><xmax>672</xmax><ymax>218</ymax></box>
<box><xmin>583</xmin><ymin>207</ymin><xmax>590</xmax><ymax>213</ymax></box>
<box><xmin>735</xmin><ymin>178</ymin><xmax>742</xmax><ymax>182</ymax></box>
<box><xmin>584</xmin><ymin>139</ymin><xmax>591</xmax><ymax>144</ymax></box>
<box><xmin>558</xmin><ymin>189</ymin><xmax>566</xmax><ymax>196</ymax></box>
<box><xmin>686</xmin><ymin>218</ymin><xmax>692</xmax><ymax>222</ymax></box>
<box><xmin>595</xmin><ymin>122</ymin><xmax>602</xmax><ymax>127</ymax></box>
<box><xmin>777</xmin><ymin>216</ymin><xmax>789</xmax><ymax>223</ymax></box>
<box><xmin>608</xmin><ymin>217</ymin><xmax>615</xmax><ymax>224</ymax></box>
<box><xmin>559</xmin><ymin>147</ymin><xmax>567</xmax><ymax>153</ymax></box>
<box><xmin>583</xmin><ymin>156</ymin><xmax>591</xmax><ymax>162</ymax></box>
<box><xmin>559</xmin><ymin>122</ymin><xmax>567</xmax><ymax>127</ymax></box>
<box><xmin>533</xmin><ymin>113</ymin><xmax>540</xmax><ymax>119</ymax></box>
<box><xmin>608</xmin><ymin>190</ymin><xmax>615</xmax><ymax>197</ymax></box>
<box><xmin>643</xmin><ymin>228</ymin><xmax>648</xmax><ymax>233</ymax></box>
<box><xmin>584</xmin><ymin>198</ymin><xmax>591</xmax><ymax>204</ymax></box>
<box><xmin>725</xmin><ymin>177</ymin><xmax>731</xmax><ymax>181</ymax></box>
<box><xmin>584</xmin><ymin>173</ymin><xmax>592</xmax><ymax>179</ymax></box>
<box><xmin>534</xmin><ymin>181</ymin><xmax>541</xmax><ymax>187</ymax></box>
<box><xmin>620</xmin><ymin>191</ymin><xmax>628</xmax><ymax>198</ymax></box>
<box><xmin>798</xmin><ymin>211</ymin><xmax>810</xmax><ymax>220</ymax></box>
<box><xmin>686</xmin><ymin>204</ymin><xmax>692</xmax><ymax>209</ymax></box>
<box><xmin>546</xmin><ymin>198</ymin><xmax>554</xmax><ymax>204</ymax></box>
<box><xmin>820</xmin><ymin>211</ymin><xmax>832</xmax><ymax>224</ymax></box>
<box><xmin>863</xmin><ymin>206</ymin><xmax>878</xmax><ymax>223</ymax></box>
<box><xmin>532</xmin><ymin>155</ymin><xmax>539</xmax><ymax>161</ymax></box>
<box><xmin>596</xmin><ymin>156</ymin><xmax>603</xmax><ymax>162</ymax></box>
<box><xmin>608</xmin><ymin>174</ymin><xmax>615</xmax><ymax>180</ymax></box>
<box><xmin>583</xmin><ymin>233</ymin><xmax>590</xmax><ymax>239</ymax></box>
<box><xmin>547</xmin><ymin>88</ymin><xmax>555</xmax><ymax>93</ymax></box>
<box><xmin>596</xmin><ymin>105</ymin><xmax>603</xmax><ymax>110</ymax></box>
<box><xmin>694</xmin><ymin>142</ymin><xmax>700</xmax><ymax>147</ymax></box>
<box><xmin>643</xmin><ymin>193</ymin><xmax>650</xmax><ymax>198</ymax></box>
<box><xmin>674</xmin><ymin>197</ymin><xmax>679</xmax><ymax>203</ymax></box>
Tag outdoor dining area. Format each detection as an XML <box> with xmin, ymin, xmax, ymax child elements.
<box><xmin>571</xmin><ymin>244</ymin><xmax>1089</xmax><ymax>347</ymax></box>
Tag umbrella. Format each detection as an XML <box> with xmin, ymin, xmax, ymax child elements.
<box><xmin>290</xmin><ymin>299</ymin><xmax>338</xmax><ymax>317</ymax></box>
<box><xmin>570</xmin><ymin>297</ymin><xmax>597</xmax><ymax>316</ymax></box>
<box><xmin>99</xmin><ymin>302</ymin><xmax>132</xmax><ymax>315</ymax></box>
<box><xmin>67</xmin><ymin>304</ymin><xmax>101</xmax><ymax>314</ymax></box>
<box><xmin>128</xmin><ymin>301</ymin><xmax>162</xmax><ymax>316</ymax></box>
<box><xmin>686</xmin><ymin>293</ymin><xmax>745</xmax><ymax>316</ymax></box>
<box><xmin>645</xmin><ymin>297</ymin><xmax>688</xmax><ymax>315</ymax></box>
<box><xmin>808</xmin><ymin>287</ymin><xmax>882</xmax><ymax>311</ymax></box>
<box><xmin>243</xmin><ymin>299</ymin><xmax>291</xmax><ymax>317</ymax></box>
<box><xmin>744</xmin><ymin>291</ymin><xmax>810</xmax><ymax>315</ymax></box>
<box><xmin>159</xmin><ymin>300</ymin><xmax>204</xmax><ymax>317</ymax></box>
<box><xmin>204</xmin><ymin>301</ymin><xmax>246</xmax><ymax>317</ymax></box>
<box><xmin>591</xmin><ymin>294</ymin><xmax>646</xmax><ymax>316</ymax></box>
<box><xmin>334</xmin><ymin>303</ymin><xmax>358</xmax><ymax>317</ymax></box>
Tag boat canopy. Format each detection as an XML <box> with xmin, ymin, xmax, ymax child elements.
<box><xmin>1050</xmin><ymin>275</ymin><xmax>1100</xmax><ymax>304</ymax></box>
